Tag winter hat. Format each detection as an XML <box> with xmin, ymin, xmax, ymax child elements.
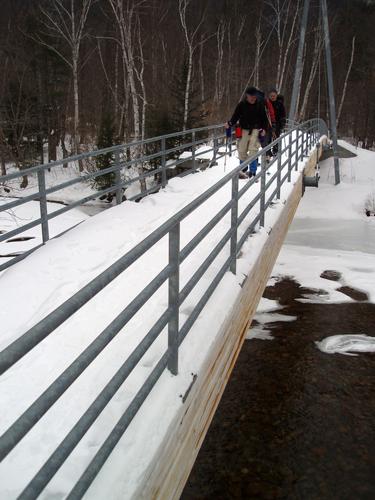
<box><xmin>245</xmin><ymin>86</ymin><xmax>258</xmax><ymax>96</ymax></box>
<box><xmin>269</xmin><ymin>88</ymin><xmax>278</xmax><ymax>94</ymax></box>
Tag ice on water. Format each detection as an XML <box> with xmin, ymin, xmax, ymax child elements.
<box><xmin>316</xmin><ymin>334</ymin><xmax>375</xmax><ymax>356</ymax></box>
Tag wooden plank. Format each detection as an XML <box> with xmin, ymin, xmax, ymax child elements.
<box><xmin>134</xmin><ymin>145</ymin><xmax>324</xmax><ymax>500</ymax></box>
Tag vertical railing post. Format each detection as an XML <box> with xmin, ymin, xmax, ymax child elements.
<box><xmin>229</xmin><ymin>130</ymin><xmax>232</xmax><ymax>157</ymax></box>
<box><xmin>230</xmin><ymin>174</ymin><xmax>239</xmax><ymax>274</ymax></box>
<box><xmin>260</xmin><ymin>152</ymin><xmax>266</xmax><ymax>227</ymax></box>
<box><xmin>192</xmin><ymin>131</ymin><xmax>196</xmax><ymax>172</ymax></box>
<box><xmin>276</xmin><ymin>143</ymin><xmax>282</xmax><ymax>199</ymax></box>
<box><xmin>37</xmin><ymin>168</ymin><xmax>49</xmax><ymax>243</ymax></box>
<box><xmin>288</xmin><ymin>133</ymin><xmax>292</xmax><ymax>182</ymax></box>
<box><xmin>295</xmin><ymin>127</ymin><xmax>300</xmax><ymax>170</ymax></box>
<box><xmin>114</xmin><ymin>150</ymin><xmax>122</xmax><ymax>205</ymax></box>
<box><xmin>168</xmin><ymin>222</ymin><xmax>180</xmax><ymax>375</ymax></box>
<box><xmin>212</xmin><ymin>131</ymin><xmax>218</xmax><ymax>165</ymax></box>
<box><xmin>302</xmin><ymin>130</ymin><xmax>306</xmax><ymax>158</ymax></box>
<box><xmin>307</xmin><ymin>128</ymin><xmax>310</xmax><ymax>152</ymax></box>
<box><xmin>161</xmin><ymin>137</ymin><xmax>167</xmax><ymax>188</ymax></box>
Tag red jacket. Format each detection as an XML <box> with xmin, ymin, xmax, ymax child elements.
<box><xmin>265</xmin><ymin>98</ymin><xmax>276</xmax><ymax>125</ymax></box>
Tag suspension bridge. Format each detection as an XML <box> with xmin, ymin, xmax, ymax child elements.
<box><xmin>0</xmin><ymin>119</ymin><xmax>328</xmax><ymax>498</ymax></box>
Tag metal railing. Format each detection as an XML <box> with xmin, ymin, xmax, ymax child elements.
<box><xmin>0</xmin><ymin>119</ymin><xmax>326</xmax><ymax>499</ymax></box>
<box><xmin>0</xmin><ymin>124</ymin><xmax>231</xmax><ymax>272</ymax></box>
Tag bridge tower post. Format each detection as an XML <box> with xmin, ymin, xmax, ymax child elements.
<box><xmin>321</xmin><ymin>0</ymin><xmax>340</xmax><ymax>185</ymax></box>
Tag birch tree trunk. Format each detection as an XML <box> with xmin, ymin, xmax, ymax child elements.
<box><xmin>178</xmin><ymin>0</ymin><xmax>208</xmax><ymax>131</ymax></box>
<box><xmin>109</xmin><ymin>0</ymin><xmax>146</xmax><ymax>193</ymax></box>
<box><xmin>254</xmin><ymin>15</ymin><xmax>262</xmax><ymax>89</ymax></box>
<box><xmin>199</xmin><ymin>34</ymin><xmax>205</xmax><ymax>104</ymax></box>
<box><xmin>278</xmin><ymin>0</ymin><xmax>300</xmax><ymax>92</ymax></box>
<box><xmin>183</xmin><ymin>50</ymin><xmax>193</xmax><ymax>131</ymax></box>
<box><xmin>337</xmin><ymin>36</ymin><xmax>356</xmax><ymax>128</ymax></box>
<box><xmin>299</xmin><ymin>27</ymin><xmax>322</xmax><ymax>120</ymax></box>
<box><xmin>214</xmin><ymin>20</ymin><xmax>225</xmax><ymax>108</ymax></box>
<box><xmin>72</xmin><ymin>55</ymin><xmax>80</xmax><ymax>158</ymax></box>
<box><xmin>265</xmin><ymin>0</ymin><xmax>300</xmax><ymax>92</ymax></box>
<box><xmin>38</xmin><ymin>0</ymin><xmax>92</xmax><ymax>171</ymax></box>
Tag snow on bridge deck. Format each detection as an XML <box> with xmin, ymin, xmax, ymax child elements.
<box><xmin>0</xmin><ymin>135</ymin><xmax>323</xmax><ymax>499</ymax></box>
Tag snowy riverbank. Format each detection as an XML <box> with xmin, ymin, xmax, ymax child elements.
<box><xmin>248</xmin><ymin>141</ymin><xmax>375</xmax><ymax>350</ymax></box>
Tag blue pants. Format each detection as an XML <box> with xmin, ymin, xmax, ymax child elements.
<box><xmin>249</xmin><ymin>159</ymin><xmax>258</xmax><ymax>174</ymax></box>
<box><xmin>240</xmin><ymin>159</ymin><xmax>258</xmax><ymax>174</ymax></box>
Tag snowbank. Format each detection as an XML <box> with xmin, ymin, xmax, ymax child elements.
<box><xmin>271</xmin><ymin>141</ymin><xmax>375</xmax><ymax>304</ymax></box>
<box><xmin>0</xmin><ymin>199</ymin><xmax>89</xmax><ymax>264</ymax></box>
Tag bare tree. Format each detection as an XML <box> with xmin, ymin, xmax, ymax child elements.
<box><xmin>265</xmin><ymin>0</ymin><xmax>301</xmax><ymax>92</ymax></box>
<box><xmin>97</xmin><ymin>39</ymin><xmax>126</xmax><ymax>139</ymax></box>
<box><xmin>241</xmin><ymin>18</ymin><xmax>276</xmax><ymax>98</ymax></box>
<box><xmin>178</xmin><ymin>0</ymin><xmax>210</xmax><ymax>131</ymax></box>
<box><xmin>214</xmin><ymin>20</ymin><xmax>226</xmax><ymax>109</ymax></box>
<box><xmin>38</xmin><ymin>0</ymin><xmax>93</xmax><ymax>167</ymax></box>
<box><xmin>337</xmin><ymin>36</ymin><xmax>356</xmax><ymax>128</ymax></box>
<box><xmin>3</xmin><ymin>64</ymin><xmax>34</xmax><ymax>187</ymax></box>
<box><xmin>299</xmin><ymin>26</ymin><xmax>323</xmax><ymax>121</ymax></box>
<box><xmin>254</xmin><ymin>10</ymin><xmax>263</xmax><ymax>89</ymax></box>
<box><xmin>198</xmin><ymin>33</ymin><xmax>205</xmax><ymax>105</ymax></box>
<box><xmin>108</xmin><ymin>0</ymin><xmax>147</xmax><ymax>192</ymax></box>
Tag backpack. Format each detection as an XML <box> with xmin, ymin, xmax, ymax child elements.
<box><xmin>255</xmin><ymin>88</ymin><xmax>265</xmax><ymax>103</ymax></box>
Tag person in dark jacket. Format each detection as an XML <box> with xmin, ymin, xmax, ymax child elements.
<box><xmin>226</xmin><ymin>86</ymin><xmax>269</xmax><ymax>178</ymax></box>
<box><xmin>268</xmin><ymin>88</ymin><xmax>286</xmax><ymax>155</ymax></box>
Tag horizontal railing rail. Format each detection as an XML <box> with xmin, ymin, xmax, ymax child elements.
<box><xmin>0</xmin><ymin>118</ymin><xmax>327</xmax><ymax>499</ymax></box>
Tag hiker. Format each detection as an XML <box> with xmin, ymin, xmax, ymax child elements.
<box><xmin>267</xmin><ymin>89</ymin><xmax>286</xmax><ymax>156</ymax></box>
<box><xmin>226</xmin><ymin>86</ymin><xmax>269</xmax><ymax>178</ymax></box>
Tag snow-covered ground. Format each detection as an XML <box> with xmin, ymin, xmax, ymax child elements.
<box><xmin>0</xmin><ymin>199</ymin><xmax>90</xmax><ymax>263</ymax></box>
<box><xmin>275</xmin><ymin>141</ymin><xmax>375</xmax><ymax>302</ymax></box>
<box><xmin>0</xmin><ymin>142</ymin><xmax>225</xmax><ymax>266</ymax></box>
<box><xmin>1</xmin><ymin>163</ymin><xmax>97</xmax><ymax>205</ymax></box>
<box><xmin>0</xmin><ymin>134</ymin><xmax>312</xmax><ymax>499</ymax></box>
<box><xmin>0</xmin><ymin>149</ymin><xmax>215</xmax><ymax>267</ymax></box>
<box><xmin>247</xmin><ymin>140</ymin><xmax>375</xmax><ymax>348</ymax></box>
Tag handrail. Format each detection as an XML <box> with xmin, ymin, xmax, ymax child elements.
<box><xmin>0</xmin><ymin>118</ymin><xmax>326</xmax><ymax>499</ymax></box>
<box><xmin>0</xmin><ymin>123</ymin><xmax>226</xmax><ymax>181</ymax></box>
<box><xmin>0</xmin><ymin>123</ymin><xmax>230</xmax><ymax>271</ymax></box>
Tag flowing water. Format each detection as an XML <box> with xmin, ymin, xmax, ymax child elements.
<box><xmin>182</xmin><ymin>278</ymin><xmax>375</xmax><ymax>500</ymax></box>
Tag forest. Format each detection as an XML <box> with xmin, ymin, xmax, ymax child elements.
<box><xmin>0</xmin><ymin>0</ymin><xmax>374</xmax><ymax>176</ymax></box>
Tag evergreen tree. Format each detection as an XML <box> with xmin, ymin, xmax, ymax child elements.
<box><xmin>94</xmin><ymin>113</ymin><xmax>116</xmax><ymax>191</ymax></box>
<box><xmin>170</xmin><ymin>59</ymin><xmax>207</xmax><ymax>134</ymax></box>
